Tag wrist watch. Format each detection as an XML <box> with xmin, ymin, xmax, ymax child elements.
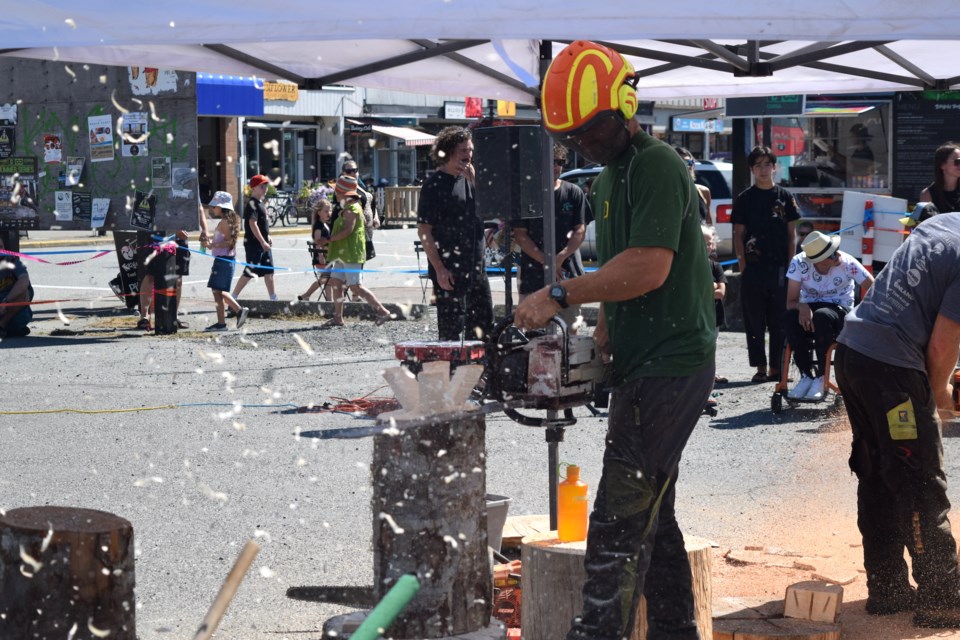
<box><xmin>548</xmin><ymin>284</ymin><xmax>569</xmax><ymax>309</ymax></box>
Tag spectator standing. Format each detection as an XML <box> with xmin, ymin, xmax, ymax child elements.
<box><xmin>784</xmin><ymin>231</ymin><xmax>872</xmax><ymax>401</ymax></box>
<box><xmin>416</xmin><ymin>126</ymin><xmax>493</xmax><ymax>341</ymax></box>
<box><xmin>519</xmin><ymin>40</ymin><xmax>715</xmax><ymax>640</ymax></box>
<box><xmin>316</xmin><ymin>174</ymin><xmax>392</xmax><ymax>328</ymax></box>
<box><xmin>834</xmin><ymin>212</ymin><xmax>960</xmax><ymax>628</ymax></box>
<box><xmin>298</xmin><ymin>198</ymin><xmax>334</xmax><ymax>302</ymax></box>
<box><xmin>513</xmin><ymin>144</ymin><xmax>587</xmax><ymax>329</ymax></box>
<box><xmin>136</xmin><ymin>230</ymin><xmax>191</xmax><ymax>331</ymax></box>
<box><xmin>0</xmin><ymin>235</ymin><xmax>33</xmax><ymax>338</ymax></box>
<box><xmin>202</xmin><ymin>191</ymin><xmax>249</xmax><ymax>331</ymax></box>
<box><xmin>919</xmin><ymin>142</ymin><xmax>960</xmax><ymax>213</ymax></box>
<box><xmin>342</xmin><ymin>160</ymin><xmax>379</xmax><ymax>260</ymax></box>
<box><xmin>704</xmin><ymin>224</ymin><xmax>728</xmax><ymax>385</ymax></box>
<box><xmin>231</xmin><ymin>174</ymin><xmax>278</xmax><ymax>302</ymax></box>
<box><xmin>676</xmin><ymin>146</ymin><xmax>712</xmax><ymax>224</ymax></box>
<box><xmin>733</xmin><ymin>146</ymin><xmax>801</xmax><ymax>383</ymax></box>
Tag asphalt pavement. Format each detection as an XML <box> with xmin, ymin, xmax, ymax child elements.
<box><xmin>4</xmin><ymin>227</ymin><xmax>960</xmax><ymax>639</ymax></box>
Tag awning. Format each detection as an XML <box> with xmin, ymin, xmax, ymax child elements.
<box><xmin>371</xmin><ymin>124</ymin><xmax>435</xmax><ymax>147</ymax></box>
<box><xmin>197</xmin><ymin>73</ymin><xmax>264</xmax><ymax>117</ymax></box>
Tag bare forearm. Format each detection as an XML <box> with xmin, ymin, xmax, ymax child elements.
<box><xmin>560</xmin><ymin>247</ymin><xmax>671</xmax><ymax>305</ymax></box>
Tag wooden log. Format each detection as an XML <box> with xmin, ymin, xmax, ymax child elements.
<box><xmin>783</xmin><ymin>581</ymin><xmax>842</xmax><ymax>623</ymax></box>
<box><xmin>372</xmin><ymin>414</ymin><xmax>490</xmax><ymax>638</ymax></box>
<box><xmin>712</xmin><ymin>617</ymin><xmax>841</xmax><ymax>640</ymax></box>
<box><xmin>0</xmin><ymin>506</ymin><xmax>136</xmax><ymax>640</ymax></box>
<box><xmin>520</xmin><ymin>531</ymin><xmax>712</xmax><ymax>640</ymax></box>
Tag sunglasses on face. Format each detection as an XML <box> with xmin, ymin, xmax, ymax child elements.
<box><xmin>343</xmin><ymin>168</ymin><xmax>358</xmax><ymax>174</ymax></box>
<box><xmin>953</xmin><ymin>158</ymin><xmax>960</xmax><ymax>167</ymax></box>
<box><xmin>686</xmin><ymin>159</ymin><xmax>695</xmax><ymax>168</ymax></box>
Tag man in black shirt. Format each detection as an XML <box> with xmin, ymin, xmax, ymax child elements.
<box><xmin>732</xmin><ymin>146</ymin><xmax>800</xmax><ymax>382</ymax></box>
<box><xmin>416</xmin><ymin>126</ymin><xmax>493</xmax><ymax>341</ymax></box>
<box><xmin>513</xmin><ymin>144</ymin><xmax>587</xmax><ymax>328</ymax></box>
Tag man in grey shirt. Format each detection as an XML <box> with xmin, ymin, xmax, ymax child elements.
<box><xmin>835</xmin><ymin>213</ymin><xmax>960</xmax><ymax>628</ymax></box>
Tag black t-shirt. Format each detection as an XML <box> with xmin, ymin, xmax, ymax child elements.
<box><xmin>730</xmin><ymin>184</ymin><xmax>800</xmax><ymax>267</ymax></box>
<box><xmin>243</xmin><ymin>197</ymin><xmax>270</xmax><ymax>248</ymax></box>
<box><xmin>416</xmin><ymin>171</ymin><xmax>484</xmax><ymax>286</ymax></box>
<box><xmin>516</xmin><ymin>181</ymin><xmax>588</xmax><ymax>293</ymax></box>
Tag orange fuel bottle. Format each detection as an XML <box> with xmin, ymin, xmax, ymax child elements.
<box><xmin>558</xmin><ymin>465</ymin><xmax>589</xmax><ymax>542</ymax></box>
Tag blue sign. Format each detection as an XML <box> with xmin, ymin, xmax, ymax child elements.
<box><xmin>673</xmin><ymin>117</ymin><xmax>724</xmax><ymax>133</ymax></box>
<box><xmin>197</xmin><ymin>74</ymin><xmax>264</xmax><ymax>117</ymax></box>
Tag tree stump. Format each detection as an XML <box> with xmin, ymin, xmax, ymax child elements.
<box><xmin>372</xmin><ymin>415</ymin><xmax>490</xmax><ymax>638</ymax></box>
<box><xmin>0</xmin><ymin>506</ymin><xmax>136</xmax><ymax>640</ymax></box>
<box><xmin>520</xmin><ymin>532</ymin><xmax>712</xmax><ymax>640</ymax></box>
<box><xmin>712</xmin><ymin>618</ymin><xmax>840</xmax><ymax>640</ymax></box>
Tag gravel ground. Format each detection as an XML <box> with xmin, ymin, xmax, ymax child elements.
<box><xmin>3</xmin><ymin>306</ymin><xmax>960</xmax><ymax>639</ymax></box>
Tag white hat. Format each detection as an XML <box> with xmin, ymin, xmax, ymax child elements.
<box><xmin>801</xmin><ymin>230</ymin><xmax>841</xmax><ymax>264</ymax></box>
<box><xmin>207</xmin><ymin>191</ymin><xmax>234</xmax><ymax>211</ymax></box>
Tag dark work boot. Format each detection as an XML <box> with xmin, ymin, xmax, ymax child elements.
<box><xmin>865</xmin><ymin>585</ymin><xmax>916</xmax><ymax>615</ymax></box>
<box><xmin>914</xmin><ymin>588</ymin><xmax>960</xmax><ymax>628</ymax></box>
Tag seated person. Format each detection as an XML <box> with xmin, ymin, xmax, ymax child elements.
<box><xmin>785</xmin><ymin>230</ymin><xmax>873</xmax><ymax>401</ymax></box>
<box><xmin>0</xmin><ymin>236</ymin><xmax>34</xmax><ymax>338</ymax></box>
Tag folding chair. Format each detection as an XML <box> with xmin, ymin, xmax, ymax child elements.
<box><xmin>305</xmin><ymin>241</ymin><xmax>332</xmax><ymax>301</ymax></box>
<box><xmin>413</xmin><ymin>240</ymin><xmax>432</xmax><ymax>305</ymax></box>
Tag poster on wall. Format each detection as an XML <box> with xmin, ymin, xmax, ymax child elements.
<box><xmin>170</xmin><ymin>163</ymin><xmax>195</xmax><ymax>199</ymax></box>
<box><xmin>120</xmin><ymin>112</ymin><xmax>149</xmax><ymax>157</ymax></box>
<box><xmin>0</xmin><ymin>156</ymin><xmax>39</xmax><ymax>230</ymax></box>
<box><xmin>91</xmin><ymin>198</ymin><xmax>110</xmax><ymax>229</ymax></box>
<box><xmin>0</xmin><ymin>127</ymin><xmax>15</xmax><ymax>159</ymax></box>
<box><xmin>54</xmin><ymin>190</ymin><xmax>73</xmax><ymax>221</ymax></box>
<box><xmin>131</xmin><ymin>190</ymin><xmax>156</xmax><ymax>230</ymax></box>
<box><xmin>0</xmin><ymin>104</ymin><xmax>16</xmax><ymax>125</ymax></box>
<box><xmin>128</xmin><ymin>67</ymin><xmax>178</xmax><ymax>95</ymax></box>
<box><xmin>151</xmin><ymin>156</ymin><xmax>171</xmax><ymax>187</ymax></box>
<box><xmin>71</xmin><ymin>191</ymin><xmax>92</xmax><ymax>223</ymax></box>
<box><xmin>43</xmin><ymin>133</ymin><xmax>63</xmax><ymax>164</ymax></box>
<box><xmin>88</xmin><ymin>114</ymin><xmax>115</xmax><ymax>162</ymax></box>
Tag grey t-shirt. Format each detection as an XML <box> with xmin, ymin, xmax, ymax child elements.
<box><xmin>838</xmin><ymin>213</ymin><xmax>960</xmax><ymax>371</ymax></box>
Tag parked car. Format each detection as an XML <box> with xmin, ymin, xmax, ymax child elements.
<box><xmin>560</xmin><ymin>160</ymin><xmax>734</xmax><ymax>259</ymax></box>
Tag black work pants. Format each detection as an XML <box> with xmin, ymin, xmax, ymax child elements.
<box><xmin>433</xmin><ymin>266</ymin><xmax>493</xmax><ymax>342</ymax></box>
<box><xmin>835</xmin><ymin>344</ymin><xmax>960</xmax><ymax>607</ymax></box>
<box><xmin>783</xmin><ymin>303</ymin><xmax>848</xmax><ymax>378</ymax></box>
<box><xmin>567</xmin><ymin>365</ymin><xmax>715</xmax><ymax>640</ymax></box>
<box><xmin>740</xmin><ymin>263</ymin><xmax>787</xmax><ymax>372</ymax></box>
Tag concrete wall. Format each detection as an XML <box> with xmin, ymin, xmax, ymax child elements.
<box><xmin>0</xmin><ymin>58</ymin><xmax>198</xmax><ymax>232</ymax></box>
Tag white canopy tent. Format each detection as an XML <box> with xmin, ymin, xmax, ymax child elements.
<box><xmin>2</xmin><ymin>1</ymin><xmax>960</xmax><ymax>101</ymax></box>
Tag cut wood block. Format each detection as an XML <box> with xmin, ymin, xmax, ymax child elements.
<box><xmin>713</xmin><ymin>617</ymin><xmax>840</xmax><ymax>640</ymax></box>
<box><xmin>500</xmin><ymin>514</ymin><xmax>551</xmax><ymax>549</ymax></box>
<box><xmin>783</xmin><ymin>581</ymin><xmax>843</xmax><ymax>623</ymax></box>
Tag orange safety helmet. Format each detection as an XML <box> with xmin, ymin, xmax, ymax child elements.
<box><xmin>541</xmin><ymin>40</ymin><xmax>639</xmax><ymax>137</ymax></box>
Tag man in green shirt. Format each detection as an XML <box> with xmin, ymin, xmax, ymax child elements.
<box><xmin>516</xmin><ymin>40</ymin><xmax>715</xmax><ymax>640</ymax></box>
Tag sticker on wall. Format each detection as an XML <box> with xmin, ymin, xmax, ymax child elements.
<box><xmin>0</xmin><ymin>104</ymin><xmax>17</xmax><ymax>125</ymax></box>
<box><xmin>170</xmin><ymin>163</ymin><xmax>195</xmax><ymax>199</ymax></box>
<box><xmin>151</xmin><ymin>157</ymin><xmax>171</xmax><ymax>187</ymax></box>
<box><xmin>0</xmin><ymin>157</ymin><xmax>39</xmax><ymax>228</ymax></box>
<box><xmin>54</xmin><ymin>190</ymin><xmax>73</xmax><ymax>221</ymax></box>
<box><xmin>128</xmin><ymin>67</ymin><xmax>178</xmax><ymax>95</ymax></box>
<box><xmin>62</xmin><ymin>156</ymin><xmax>85</xmax><ymax>187</ymax></box>
<box><xmin>88</xmin><ymin>114</ymin><xmax>115</xmax><ymax>163</ymax></box>
<box><xmin>72</xmin><ymin>191</ymin><xmax>92</xmax><ymax>223</ymax></box>
<box><xmin>43</xmin><ymin>133</ymin><xmax>63</xmax><ymax>164</ymax></box>
<box><xmin>120</xmin><ymin>112</ymin><xmax>149</xmax><ymax>157</ymax></box>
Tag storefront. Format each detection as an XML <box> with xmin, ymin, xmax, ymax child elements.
<box><xmin>343</xmin><ymin>119</ymin><xmax>435</xmax><ymax>187</ymax></box>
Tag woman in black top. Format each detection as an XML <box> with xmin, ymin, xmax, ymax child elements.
<box><xmin>919</xmin><ymin>142</ymin><xmax>960</xmax><ymax>213</ymax></box>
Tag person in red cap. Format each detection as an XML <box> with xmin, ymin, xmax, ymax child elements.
<box><xmin>231</xmin><ymin>174</ymin><xmax>278</xmax><ymax>302</ymax></box>
<box><xmin>516</xmin><ymin>41</ymin><xmax>715</xmax><ymax>640</ymax></box>
<box><xmin>314</xmin><ymin>173</ymin><xmax>392</xmax><ymax>327</ymax></box>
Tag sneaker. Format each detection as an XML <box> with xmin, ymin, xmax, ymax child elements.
<box><xmin>0</xmin><ymin>325</ymin><xmax>29</xmax><ymax>338</ymax></box>
<box><xmin>204</xmin><ymin>323</ymin><xmax>228</xmax><ymax>332</ymax></box>
<box><xmin>175</xmin><ymin>318</ymin><xmax>189</xmax><ymax>330</ymax></box>
<box><xmin>269</xmin><ymin>294</ymin><xmax>279</xmax><ymax>301</ymax></box>
<box><xmin>136</xmin><ymin>317</ymin><xmax>150</xmax><ymax>330</ymax></box>
<box><xmin>805</xmin><ymin>376</ymin><xmax>825</xmax><ymax>401</ymax></box>
<box><xmin>788</xmin><ymin>375</ymin><xmax>813</xmax><ymax>400</ymax></box>
<box><xmin>236</xmin><ymin>307</ymin><xmax>250</xmax><ymax>330</ymax></box>
<box><xmin>226</xmin><ymin>308</ymin><xmax>237</xmax><ymax>319</ymax></box>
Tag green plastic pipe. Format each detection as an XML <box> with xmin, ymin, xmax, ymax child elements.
<box><xmin>349</xmin><ymin>574</ymin><xmax>422</xmax><ymax>640</ymax></box>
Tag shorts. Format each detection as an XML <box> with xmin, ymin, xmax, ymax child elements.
<box><xmin>207</xmin><ymin>255</ymin><xmax>236</xmax><ymax>292</ymax></box>
<box><xmin>242</xmin><ymin>244</ymin><xmax>274</xmax><ymax>278</ymax></box>
<box><xmin>327</xmin><ymin>260</ymin><xmax>362</xmax><ymax>287</ymax></box>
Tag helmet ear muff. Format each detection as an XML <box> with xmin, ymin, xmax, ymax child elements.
<box><xmin>618</xmin><ymin>81</ymin><xmax>638</xmax><ymax>121</ymax></box>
